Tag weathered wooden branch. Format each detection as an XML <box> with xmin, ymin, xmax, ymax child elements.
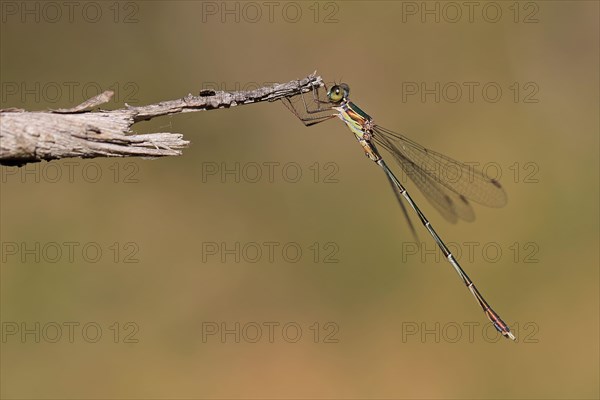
<box><xmin>0</xmin><ymin>73</ymin><xmax>323</xmax><ymax>166</ymax></box>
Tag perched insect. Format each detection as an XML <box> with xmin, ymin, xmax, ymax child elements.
<box><xmin>282</xmin><ymin>82</ymin><xmax>514</xmax><ymax>340</ymax></box>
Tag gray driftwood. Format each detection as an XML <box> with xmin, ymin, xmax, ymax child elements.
<box><xmin>0</xmin><ymin>73</ymin><xmax>323</xmax><ymax>166</ymax></box>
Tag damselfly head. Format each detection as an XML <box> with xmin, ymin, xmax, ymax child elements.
<box><xmin>327</xmin><ymin>83</ymin><xmax>350</xmax><ymax>103</ymax></box>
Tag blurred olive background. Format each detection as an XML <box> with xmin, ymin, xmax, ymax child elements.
<box><xmin>1</xmin><ymin>1</ymin><xmax>598</xmax><ymax>399</ymax></box>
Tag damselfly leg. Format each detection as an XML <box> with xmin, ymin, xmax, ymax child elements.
<box><xmin>282</xmin><ymin>83</ymin><xmax>420</xmax><ymax>242</ymax></box>
<box><xmin>281</xmin><ymin>82</ymin><xmax>337</xmax><ymax>126</ymax></box>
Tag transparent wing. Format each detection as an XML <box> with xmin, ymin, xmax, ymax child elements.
<box><xmin>374</xmin><ymin>134</ymin><xmax>474</xmax><ymax>223</ymax></box>
<box><xmin>372</xmin><ymin>125</ymin><xmax>507</xmax><ymax>209</ymax></box>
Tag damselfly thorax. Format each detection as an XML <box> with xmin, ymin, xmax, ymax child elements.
<box><xmin>333</xmin><ymin>100</ymin><xmax>380</xmax><ymax>161</ymax></box>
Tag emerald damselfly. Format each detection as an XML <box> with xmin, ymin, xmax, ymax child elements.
<box><xmin>282</xmin><ymin>82</ymin><xmax>515</xmax><ymax>340</ymax></box>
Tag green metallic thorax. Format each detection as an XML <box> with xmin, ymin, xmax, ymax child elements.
<box><xmin>348</xmin><ymin>101</ymin><xmax>371</xmax><ymax>121</ymax></box>
<box><xmin>333</xmin><ymin>101</ymin><xmax>372</xmax><ymax>140</ymax></box>
<box><xmin>334</xmin><ymin>100</ymin><xmax>380</xmax><ymax>161</ymax></box>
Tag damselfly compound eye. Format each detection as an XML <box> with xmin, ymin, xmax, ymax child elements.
<box><xmin>339</xmin><ymin>83</ymin><xmax>350</xmax><ymax>97</ymax></box>
<box><xmin>328</xmin><ymin>85</ymin><xmax>345</xmax><ymax>103</ymax></box>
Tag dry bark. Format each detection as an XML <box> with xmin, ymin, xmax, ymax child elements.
<box><xmin>0</xmin><ymin>73</ymin><xmax>323</xmax><ymax>166</ymax></box>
